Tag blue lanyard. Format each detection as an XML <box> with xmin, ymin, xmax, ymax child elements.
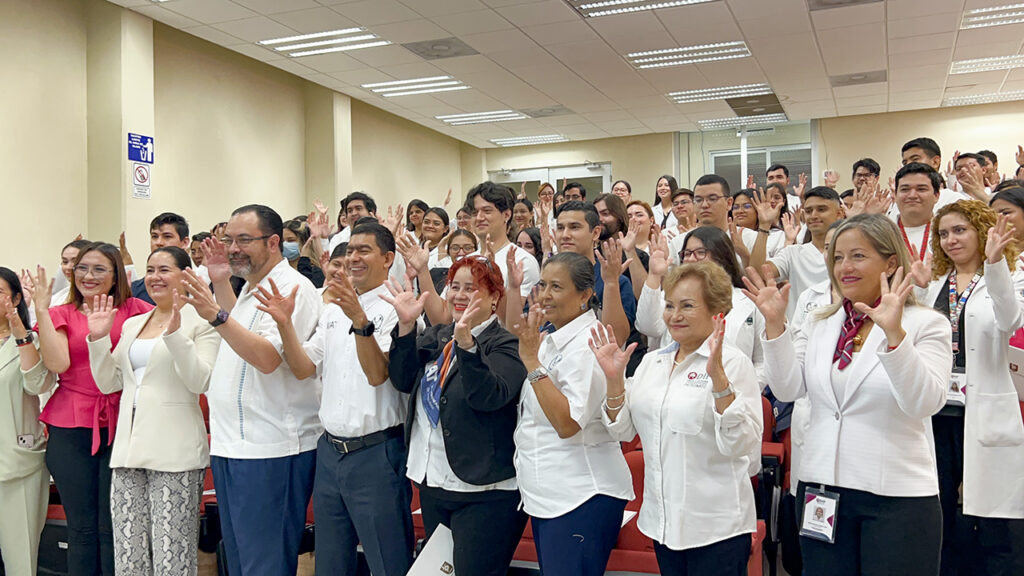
<box><xmin>947</xmin><ymin>269</ymin><xmax>982</xmax><ymax>354</ymax></box>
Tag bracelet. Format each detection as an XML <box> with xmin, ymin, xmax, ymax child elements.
<box><xmin>603</xmin><ymin>396</ymin><xmax>625</xmax><ymax>411</ymax></box>
<box><xmin>757</xmin><ymin>228</ymin><xmax>771</xmax><ymax>235</ymax></box>
<box><xmin>606</xmin><ymin>390</ymin><xmax>625</xmax><ymax>402</ymax></box>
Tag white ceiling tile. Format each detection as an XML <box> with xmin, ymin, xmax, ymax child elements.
<box><xmin>889</xmin><ymin>75</ymin><xmax>946</xmax><ymax>91</ymax></box>
<box><xmin>460</xmin><ymin>28</ymin><xmax>536</xmax><ymax>54</ymax></box>
<box><xmin>371</xmin><ymin>19</ymin><xmax>450</xmax><ymax>43</ymax></box>
<box><xmin>295</xmin><ymin>51</ymin><xmax>367</xmax><ymax>73</ymax></box>
<box><xmin>431</xmin><ymin>9</ymin><xmax>514</xmax><ymax>36</ymax></box>
<box><xmin>480</xmin><ymin>0</ymin><xmax>548</xmax><ymax>7</ymax></box>
<box><xmin>889</xmin><ymin>32</ymin><xmax>955</xmax><ymax>54</ymax></box>
<box><xmin>888</xmin><ymin>101</ymin><xmax>937</xmax><ymax>112</ymax></box>
<box><xmin>522</xmin><ymin>20</ymin><xmax>600</xmax><ymax>46</ymax></box>
<box><xmin>161</xmin><ymin>0</ymin><xmax>257</xmax><ymax>24</ymax></box>
<box><xmin>266</xmin><ymin>58</ymin><xmax>320</xmax><ymax>77</ymax></box>
<box><xmin>945</xmin><ymin>70</ymin><xmax>1008</xmax><ymax>86</ymax></box>
<box><xmin>886</xmin><ymin>0</ymin><xmax>966</xmax><ymax>21</ymax></box>
<box><xmin>952</xmin><ymin>41</ymin><xmax>1022</xmax><ymax>61</ymax></box>
<box><xmin>227</xmin><ymin>43</ymin><xmax>287</xmax><ymax>62</ymax></box>
<box><xmin>955</xmin><ymin>24</ymin><xmax>1024</xmax><ymax>46</ymax></box>
<box><xmin>399</xmin><ymin>0</ymin><xmax>488</xmax><ymax>17</ymax></box>
<box><xmin>327</xmin><ymin>67</ymin><xmax>394</xmax><ymax>85</ymax></box>
<box><xmin>833</xmin><ymin>82</ymin><xmax>888</xmax><ymax>97</ymax></box>
<box><xmin>727</xmin><ymin>0</ymin><xmax>807</xmax><ymax>21</ymax></box>
<box><xmin>180</xmin><ymin>25</ymin><xmax>247</xmax><ymax>46</ymax></box>
<box><xmin>889</xmin><ymin>87</ymin><xmax>944</xmax><ymax>102</ymax></box>
<box><xmin>887</xmin><ymin>12</ymin><xmax>959</xmax><ymax>38</ymax></box>
<box><xmin>375</xmin><ymin>61</ymin><xmax>447</xmax><ymax>79</ymax></box>
<box><xmin>1008</xmin><ymin>67</ymin><xmax>1024</xmax><ymax>81</ymax></box>
<box><xmin>781</xmin><ymin>88</ymin><xmax>834</xmax><ymax>102</ymax></box>
<box><xmin>999</xmin><ymin>79</ymin><xmax>1024</xmax><ymax>91</ymax></box>
<box><xmin>234</xmin><ymin>0</ymin><xmax>321</xmax><ymax>14</ymax></box>
<box><xmin>695</xmin><ymin>57</ymin><xmax>766</xmax><ymax>86</ymax></box>
<box><xmin>782</xmin><ymin>101</ymin><xmax>837</xmax><ymax>119</ymax></box>
<box><xmin>889</xmin><ymin>63</ymin><xmax>950</xmax><ymax>81</ymax></box>
<box><xmin>889</xmin><ymin>48</ymin><xmax>952</xmax><ymax>68</ymax></box>
<box><xmin>330</xmin><ymin>0</ymin><xmax>422</xmax><ymax>25</ymax></box>
<box><xmin>132</xmin><ymin>5</ymin><xmax>201</xmax><ymax>29</ymax></box>
<box><xmin>617</xmin><ymin>97</ymin><xmax>676</xmax><ymax>110</ymax></box>
<box><xmin>835</xmin><ymin>93</ymin><xmax>887</xmax><ymax>107</ymax></box>
<box><xmin>600</xmin><ymin>29</ymin><xmax>680</xmax><ymax>55</ymax></box>
<box><xmin>836</xmin><ymin>103</ymin><xmax>887</xmax><ymax>115</ymax></box>
<box><xmin>271</xmin><ymin>7</ymin><xmax>359</xmax><ymax>33</ymax></box>
<box><xmin>538</xmin><ymin>114</ymin><xmax>591</xmax><ymax>126</ymax></box>
<box><xmin>583</xmin><ymin>110</ymin><xmax>635</xmax><ymax>122</ymax></box>
<box><xmin>494</xmin><ymin>0</ymin><xmax>578</xmax><ymax>27</ymax></box>
<box><xmin>107</xmin><ymin>0</ymin><xmax>150</xmax><ymax>7</ymax></box>
<box><xmin>586</xmin><ymin>11</ymin><xmax>664</xmax><ymax>38</ymax></box>
<box><xmin>656</xmin><ymin>2</ymin><xmax>741</xmax><ymax>44</ymax></box>
<box><xmin>432</xmin><ymin>54</ymin><xmax>510</xmax><ymax>75</ymax></box>
<box><xmin>347</xmin><ymin>44</ymin><xmax>424</xmax><ymax>66</ymax></box>
<box><xmin>817</xmin><ymin>23</ymin><xmax>887</xmax><ymax>75</ymax></box>
<box><xmin>212</xmin><ymin>16</ymin><xmax>297</xmax><ymax>42</ymax></box>
<box><xmin>486</xmin><ymin>45</ymin><xmax>555</xmax><ymax>69</ymax></box>
<box><xmin>942</xmin><ymin>82</ymin><xmax>1003</xmax><ymax>94</ymax></box>
<box><xmin>810</xmin><ymin>2</ymin><xmax>883</xmax><ymax>30</ymax></box>
<box><xmin>637</xmin><ymin>65</ymin><xmax>713</xmax><ymax>92</ymax></box>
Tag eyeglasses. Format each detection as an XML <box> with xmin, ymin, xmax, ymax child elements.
<box><xmin>692</xmin><ymin>195</ymin><xmax>723</xmax><ymax>206</ymax></box>
<box><xmin>681</xmin><ymin>248</ymin><xmax>709</xmax><ymax>260</ymax></box>
<box><xmin>672</xmin><ymin>199</ymin><xmax>693</xmax><ymax>207</ymax></box>
<box><xmin>449</xmin><ymin>244</ymin><xmax>476</xmax><ymax>254</ymax></box>
<box><xmin>74</xmin><ymin>265</ymin><xmax>112</xmax><ymax>278</ymax></box>
<box><xmin>220</xmin><ymin>235</ymin><xmax>271</xmax><ymax>247</ymax></box>
<box><xmin>735</xmin><ymin>202</ymin><xmax>753</xmax><ymax>210</ymax></box>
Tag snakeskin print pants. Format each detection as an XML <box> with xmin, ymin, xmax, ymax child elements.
<box><xmin>109</xmin><ymin>467</ymin><xmax>204</xmax><ymax>576</ymax></box>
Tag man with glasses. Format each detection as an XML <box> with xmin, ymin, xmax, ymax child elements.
<box><xmin>852</xmin><ymin>158</ymin><xmax>881</xmax><ymax>190</ymax></box>
<box><xmin>185</xmin><ymin>204</ymin><xmax>322</xmax><ymax>576</ymax></box>
<box><xmin>562</xmin><ymin>182</ymin><xmax>586</xmax><ymax>202</ymax></box>
<box><xmin>676</xmin><ymin>174</ymin><xmax>782</xmax><ymax>265</ymax></box>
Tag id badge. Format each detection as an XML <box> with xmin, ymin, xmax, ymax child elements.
<box><xmin>800</xmin><ymin>486</ymin><xmax>840</xmax><ymax>543</ymax></box>
<box><xmin>947</xmin><ymin>369</ymin><xmax>966</xmax><ymax>407</ymax></box>
<box><xmin>17</xmin><ymin>434</ymin><xmax>35</xmax><ymax>448</ymax></box>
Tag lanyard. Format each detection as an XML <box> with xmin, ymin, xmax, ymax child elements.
<box><xmin>899</xmin><ymin>219</ymin><xmax>929</xmax><ymax>261</ymax></box>
<box><xmin>438</xmin><ymin>340</ymin><xmax>456</xmax><ymax>388</ymax></box>
<box><xmin>947</xmin><ymin>269</ymin><xmax>982</xmax><ymax>354</ymax></box>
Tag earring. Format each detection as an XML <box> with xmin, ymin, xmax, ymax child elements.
<box><xmin>580</xmin><ymin>302</ymin><xmax>587</xmax><ymax>311</ymax></box>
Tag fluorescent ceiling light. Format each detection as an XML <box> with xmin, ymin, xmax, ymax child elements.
<box><xmin>362</xmin><ymin>76</ymin><xmax>470</xmax><ymax>98</ymax></box>
<box><xmin>490</xmin><ymin>135</ymin><xmax>569</xmax><ymax>147</ymax></box>
<box><xmin>567</xmin><ymin>0</ymin><xmax>719</xmax><ymax>18</ymax></box>
<box><xmin>257</xmin><ymin>27</ymin><xmax>389</xmax><ymax>57</ymax></box>
<box><xmin>436</xmin><ymin>110</ymin><xmax>530</xmax><ymax>126</ymax></box>
<box><xmin>951</xmin><ymin>54</ymin><xmax>1024</xmax><ymax>74</ymax></box>
<box><xmin>942</xmin><ymin>90</ymin><xmax>1024</xmax><ymax>106</ymax></box>
<box><xmin>627</xmin><ymin>41</ymin><xmax>750</xmax><ymax>69</ymax></box>
<box><xmin>697</xmin><ymin>113</ymin><xmax>788</xmax><ymax>130</ymax></box>
<box><xmin>961</xmin><ymin>3</ymin><xmax>1024</xmax><ymax>29</ymax></box>
<box><xmin>669</xmin><ymin>83</ymin><xmax>772</xmax><ymax>103</ymax></box>
<box><xmin>259</xmin><ymin>28</ymin><xmax>365</xmax><ymax>46</ymax></box>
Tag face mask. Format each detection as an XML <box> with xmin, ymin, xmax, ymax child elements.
<box><xmin>282</xmin><ymin>241</ymin><xmax>300</xmax><ymax>261</ymax></box>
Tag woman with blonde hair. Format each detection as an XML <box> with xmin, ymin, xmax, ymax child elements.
<box><xmin>746</xmin><ymin>214</ymin><xmax>951</xmax><ymax>575</ymax></box>
<box><xmin>913</xmin><ymin>199</ymin><xmax>1024</xmax><ymax>574</ymax></box>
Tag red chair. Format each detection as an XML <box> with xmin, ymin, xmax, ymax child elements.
<box><xmin>759</xmin><ymin>397</ymin><xmax>785</xmax><ymax>576</ymax></box>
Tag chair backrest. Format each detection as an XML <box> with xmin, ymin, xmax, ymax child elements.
<box><xmin>624</xmin><ymin>450</ymin><xmax>645</xmax><ymax>511</ymax></box>
<box><xmin>760</xmin><ymin>396</ymin><xmax>776</xmax><ymax>443</ymax></box>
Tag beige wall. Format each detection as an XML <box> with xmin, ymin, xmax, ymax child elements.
<box><xmin>817</xmin><ymin>101</ymin><xmax>1024</xmax><ymax>188</ymax></box>
<box><xmin>152</xmin><ymin>24</ymin><xmax>308</xmax><ymax>245</ymax></box>
<box><xmin>350</xmin><ymin>100</ymin><xmax>462</xmax><ymax>212</ymax></box>
<box><xmin>480</xmin><ymin>133</ymin><xmax>676</xmax><ymax>196</ymax></box>
<box><xmin>1</xmin><ymin>0</ymin><xmax>88</xmax><ymax>272</ymax></box>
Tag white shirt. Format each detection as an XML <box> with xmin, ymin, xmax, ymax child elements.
<box><xmin>208</xmin><ymin>259</ymin><xmax>323</xmax><ymax>459</ymax></box>
<box><xmin>304</xmin><ymin>283</ymin><xmax>405</xmax><ymax>438</ymax></box>
<box><xmin>604</xmin><ymin>340</ymin><xmax>761</xmax><ymax>550</ymax></box>
<box><xmin>493</xmin><ymin>242</ymin><xmax>540</xmax><ymax>298</ymax></box>
<box><xmin>407</xmin><ymin>316</ymin><xmax>517</xmax><ymax>493</ymax></box>
<box><xmin>653</xmin><ymin>203</ymin><xmax>677</xmax><ymax>230</ymax></box>
<box><xmin>327</xmin><ymin>227</ymin><xmax>352</xmax><ymax>255</ymax></box>
<box><xmin>668</xmin><ymin>227</ymin><xmax>783</xmax><ymax>266</ymax></box>
<box><xmin>768</xmin><ymin>242</ymin><xmax>828</xmax><ymax>321</ymax></box>
<box><xmin>128</xmin><ymin>337</ymin><xmax>157</xmax><ymax>387</ymax></box>
<box><xmin>514</xmin><ymin>311</ymin><xmax>634</xmax><ymax>518</ymax></box>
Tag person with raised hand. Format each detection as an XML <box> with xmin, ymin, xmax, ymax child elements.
<box><xmin>0</xmin><ymin>267</ymin><xmax>50</xmax><ymax>576</ymax></box>
<box><xmin>594</xmin><ymin>260</ymin><xmax>762</xmax><ymax>576</ymax></box>
<box><xmin>747</xmin><ymin>214</ymin><xmax>951</xmax><ymax>575</ymax></box>
<box><xmin>510</xmin><ymin>252</ymin><xmax>634</xmax><ymax>576</ymax></box>
<box><xmin>182</xmin><ymin>205</ymin><xmax>322</xmax><ymax>576</ymax></box>
<box><xmin>24</xmin><ymin>242</ymin><xmax>152</xmax><ymax>576</ymax></box>
<box><xmin>252</xmin><ymin>220</ymin><xmax>413</xmax><ymax>576</ymax></box>
<box><xmin>918</xmin><ymin>201</ymin><xmax>1024</xmax><ymax>574</ymax></box>
<box><xmin>395</xmin><ymin>231</ymin><xmax>449</xmax><ymax>325</ymax></box>
<box><xmin>385</xmin><ymin>255</ymin><xmax>528</xmax><ymax>576</ymax></box>
<box><xmin>467</xmin><ymin>181</ymin><xmax>541</xmax><ymax>299</ymax></box>
<box><xmin>86</xmin><ymin>246</ymin><xmax>220</xmax><ymax>576</ymax></box>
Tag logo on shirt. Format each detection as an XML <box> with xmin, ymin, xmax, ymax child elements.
<box><xmin>326</xmin><ymin>321</ymin><xmax>337</xmax><ymax>330</ymax></box>
<box><xmin>688</xmin><ymin>371</ymin><xmax>698</xmax><ymax>380</ymax></box>
<box><xmin>372</xmin><ymin>313</ymin><xmax>385</xmax><ymax>328</ymax></box>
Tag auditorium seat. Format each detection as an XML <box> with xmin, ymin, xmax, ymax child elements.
<box><xmin>759</xmin><ymin>397</ymin><xmax>785</xmax><ymax>576</ymax></box>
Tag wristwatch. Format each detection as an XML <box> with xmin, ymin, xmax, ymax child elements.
<box><xmin>210</xmin><ymin>309</ymin><xmax>229</xmax><ymax>327</ymax></box>
<box><xmin>527</xmin><ymin>366</ymin><xmax>549</xmax><ymax>384</ymax></box>
<box><xmin>15</xmin><ymin>332</ymin><xmax>34</xmax><ymax>347</ymax></box>
<box><xmin>350</xmin><ymin>321</ymin><xmax>375</xmax><ymax>337</ymax></box>
<box><xmin>711</xmin><ymin>383</ymin><xmax>735</xmax><ymax>399</ymax></box>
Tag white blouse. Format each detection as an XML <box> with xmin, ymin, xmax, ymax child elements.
<box><xmin>605</xmin><ymin>340</ymin><xmax>761</xmax><ymax>550</ymax></box>
<box><xmin>514</xmin><ymin>311</ymin><xmax>634</xmax><ymax>518</ymax></box>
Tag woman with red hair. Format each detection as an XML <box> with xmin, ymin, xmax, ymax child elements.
<box><xmin>384</xmin><ymin>256</ymin><xmax>529</xmax><ymax>576</ymax></box>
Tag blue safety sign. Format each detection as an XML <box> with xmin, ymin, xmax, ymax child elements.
<box><xmin>128</xmin><ymin>133</ymin><xmax>154</xmax><ymax>164</ymax></box>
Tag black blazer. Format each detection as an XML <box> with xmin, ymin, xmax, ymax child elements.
<box><xmin>389</xmin><ymin>320</ymin><xmax>526</xmax><ymax>486</ymax></box>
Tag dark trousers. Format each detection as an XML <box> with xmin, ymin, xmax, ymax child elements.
<box><xmin>210</xmin><ymin>450</ymin><xmax>316</xmax><ymax>576</ymax></box>
<box><xmin>797</xmin><ymin>482</ymin><xmax>942</xmax><ymax>576</ymax></box>
<box><xmin>780</xmin><ymin>492</ymin><xmax>803</xmax><ymax>576</ymax></box>
<box><xmin>933</xmin><ymin>412</ymin><xmax>965</xmax><ymax>576</ymax></box>
<box><xmin>312</xmin><ymin>433</ymin><xmax>413</xmax><ymax>576</ymax></box>
<box><xmin>963</xmin><ymin>516</ymin><xmax>1024</xmax><ymax>576</ymax></box>
<box><xmin>46</xmin><ymin>425</ymin><xmax>114</xmax><ymax>576</ymax></box>
<box><xmin>653</xmin><ymin>533</ymin><xmax>751</xmax><ymax>576</ymax></box>
<box><xmin>531</xmin><ymin>494</ymin><xmax>627</xmax><ymax>576</ymax></box>
<box><xmin>417</xmin><ymin>485</ymin><xmax>528</xmax><ymax>576</ymax></box>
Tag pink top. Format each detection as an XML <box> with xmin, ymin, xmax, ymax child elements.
<box><xmin>40</xmin><ymin>298</ymin><xmax>153</xmax><ymax>454</ymax></box>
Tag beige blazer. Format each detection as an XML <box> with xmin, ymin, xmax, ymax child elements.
<box><xmin>88</xmin><ymin>305</ymin><xmax>220</xmax><ymax>472</ymax></box>
<box><xmin>0</xmin><ymin>337</ymin><xmax>48</xmax><ymax>482</ymax></box>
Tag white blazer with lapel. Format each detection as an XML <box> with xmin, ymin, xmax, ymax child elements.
<box><xmin>0</xmin><ymin>338</ymin><xmax>48</xmax><ymax>482</ymax></box>
<box><xmin>762</xmin><ymin>304</ymin><xmax>952</xmax><ymax>497</ymax></box>
<box><xmin>921</xmin><ymin>259</ymin><xmax>1024</xmax><ymax>518</ymax></box>
<box><xmin>88</xmin><ymin>305</ymin><xmax>220</xmax><ymax>472</ymax></box>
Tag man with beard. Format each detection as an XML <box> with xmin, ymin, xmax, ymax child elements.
<box><xmin>183</xmin><ymin>204</ymin><xmax>322</xmax><ymax>576</ymax></box>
